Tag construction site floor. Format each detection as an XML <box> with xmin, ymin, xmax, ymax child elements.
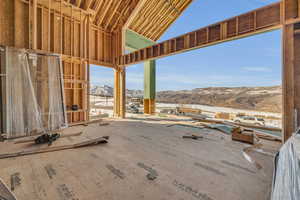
<box><xmin>0</xmin><ymin>116</ymin><xmax>281</xmax><ymax>200</ymax></box>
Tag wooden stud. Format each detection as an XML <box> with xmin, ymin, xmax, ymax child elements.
<box><xmin>32</xmin><ymin>0</ymin><xmax>37</xmax><ymax>49</ymax></box>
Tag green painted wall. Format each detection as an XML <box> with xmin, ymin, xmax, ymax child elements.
<box><xmin>125</xmin><ymin>29</ymin><xmax>156</xmax><ymax>99</ymax></box>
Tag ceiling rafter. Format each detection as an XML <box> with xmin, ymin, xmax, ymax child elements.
<box><xmin>128</xmin><ymin>0</ymin><xmax>193</xmax><ymax>40</ymax></box>
<box><xmin>123</xmin><ymin>0</ymin><xmax>148</xmax><ymax>29</ymax></box>
<box><xmin>104</xmin><ymin>0</ymin><xmax>123</xmax><ymax>29</ymax></box>
<box><xmin>110</xmin><ymin>0</ymin><xmax>137</xmax><ymax>31</ymax></box>
<box><xmin>63</xmin><ymin>0</ymin><xmax>192</xmax><ymax>41</ymax></box>
<box><xmin>96</xmin><ymin>0</ymin><xmax>114</xmax><ymax>26</ymax></box>
<box><xmin>82</xmin><ymin>0</ymin><xmax>93</xmax><ymax>9</ymax></box>
<box><xmin>129</xmin><ymin>0</ymin><xmax>158</xmax><ymax>31</ymax></box>
<box><xmin>146</xmin><ymin>0</ymin><xmax>186</xmax><ymax>38</ymax></box>
<box><xmin>76</xmin><ymin>0</ymin><xmax>82</xmax><ymax>7</ymax></box>
<box><xmin>136</xmin><ymin>0</ymin><xmax>170</xmax><ymax>34</ymax></box>
<box><xmin>151</xmin><ymin>0</ymin><xmax>191</xmax><ymax>39</ymax></box>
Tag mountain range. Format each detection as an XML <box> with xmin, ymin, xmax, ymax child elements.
<box><xmin>90</xmin><ymin>85</ymin><xmax>282</xmax><ymax>113</ymax></box>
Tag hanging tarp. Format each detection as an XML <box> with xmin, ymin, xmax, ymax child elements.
<box><xmin>0</xmin><ymin>46</ymin><xmax>67</xmax><ymax>139</ymax></box>
<box><xmin>271</xmin><ymin>133</ymin><xmax>300</xmax><ymax>200</ymax></box>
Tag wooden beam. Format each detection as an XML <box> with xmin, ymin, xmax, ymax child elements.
<box><xmin>96</xmin><ymin>0</ymin><xmax>113</xmax><ymax>26</ymax></box>
<box><xmin>135</xmin><ymin>0</ymin><xmax>166</xmax><ymax>34</ymax></box>
<box><xmin>129</xmin><ymin>0</ymin><xmax>158</xmax><ymax>32</ymax></box>
<box><xmin>110</xmin><ymin>0</ymin><xmax>132</xmax><ymax>31</ymax></box>
<box><xmin>120</xmin><ymin>67</ymin><xmax>126</xmax><ymax>118</ymax></box>
<box><xmin>76</xmin><ymin>0</ymin><xmax>82</xmax><ymax>7</ymax></box>
<box><xmin>123</xmin><ymin>0</ymin><xmax>148</xmax><ymax>30</ymax></box>
<box><xmin>104</xmin><ymin>0</ymin><xmax>123</xmax><ymax>30</ymax></box>
<box><xmin>284</xmin><ymin>0</ymin><xmax>299</xmax><ymax>20</ymax></box>
<box><xmin>282</xmin><ymin>0</ymin><xmax>300</xmax><ymax>142</ymax></box>
<box><xmin>83</xmin><ymin>0</ymin><xmax>93</xmax><ymax>10</ymax></box>
<box><xmin>48</xmin><ymin>0</ymin><xmax>51</xmax><ymax>51</ymax></box>
<box><xmin>282</xmin><ymin>24</ymin><xmax>295</xmax><ymax>141</ymax></box>
<box><xmin>119</xmin><ymin>2</ymin><xmax>282</xmax><ymax>66</ymax></box>
<box><xmin>113</xmin><ymin>68</ymin><xmax>120</xmax><ymax>117</ymax></box>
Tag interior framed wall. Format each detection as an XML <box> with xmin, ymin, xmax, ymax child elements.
<box><xmin>0</xmin><ymin>0</ymin><xmax>118</xmax><ymax>124</ymax></box>
<box><xmin>63</xmin><ymin>58</ymin><xmax>88</xmax><ymax>123</ymax></box>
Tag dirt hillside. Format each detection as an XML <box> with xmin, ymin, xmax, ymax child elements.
<box><xmin>156</xmin><ymin>86</ymin><xmax>282</xmax><ymax>113</ymax></box>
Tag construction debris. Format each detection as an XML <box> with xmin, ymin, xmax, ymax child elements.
<box><xmin>191</xmin><ymin>117</ymin><xmax>281</xmax><ymax>143</ymax></box>
<box><xmin>242</xmin><ymin>144</ymin><xmax>263</xmax><ymax>170</ymax></box>
<box><xmin>204</xmin><ymin>124</ymin><xmax>233</xmax><ymax>135</ymax></box>
<box><xmin>182</xmin><ymin>135</ymin><xmax>203</xmax><ymax>140</ymax></box>
<box><xmin>233</xmin><ymin>121</ymin><xmax>281</xmax><ymax>132</ymax></box>
<box><xmin>146</xmin><ymin>173</ymin><xmax>157</xmax><ymax>180</ymax></box>
<box><xmin>99</xmin><ymin>122</ymin><xmax>110</xmax><ymax>126</ymax></box>
<box><xmin>70</xmin><ymin>119</ymin><xmax>104</xmax><ymax>127</ymax></box>
<box><xmin>10</xmin><ymin>173</ymin><xmax>21</xmax><ymax>191</ymax></box>
<box><xmin>167</xmin><ymin>123</ymin><xmax>204</xmax><ymax>129</ymax></box>
<box><xmin>14</xmin><ymin>132</ymin><xmax>83</xmax><ymax>144</ymax></box>
<box><xmin>231</xmin><ymin>127</ymin><xmax>255</xmax><ymax>144</ymax></box>
<box><xmin>0</xmin><ymin>136</ymin><xmax>109</xmax><ymax>159</ymax></box>
<box><xmin>34</xmin><ymin>133</ymin><xmax>60</xmax><ymax>145</ymax></box>
<box><xmin>175</xmin><ymin>107</ymin><xmax>202</xmax><ymax>115</ymax></box>
<box><xmin>224</xmin><ymin>122</ymin><xmax>281</xmax><ymax>142</ymax></box>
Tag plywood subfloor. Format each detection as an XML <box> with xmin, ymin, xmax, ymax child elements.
<box><xmin>0</xmin><ymin>117</ymin><xmax>280</xmax><ymax>200</ymax></box>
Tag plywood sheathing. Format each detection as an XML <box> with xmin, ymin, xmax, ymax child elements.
<box><xmin>0</xmin><ymin>119</ymin><xmax>280</xmax><ymax>200</ymax></box>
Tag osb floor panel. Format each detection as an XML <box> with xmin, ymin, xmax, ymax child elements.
<box><xmin>0</xmin><ymin>118</ymin><xmax>281</xmax><ymax>200</ymax></box>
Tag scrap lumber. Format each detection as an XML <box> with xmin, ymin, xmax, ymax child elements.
<box><xmin>232</xmin><ymin>127</ymin><xmax>254</xmax><ymax>145</ymax></box>
<box><xmin>193</xmin><ymin>119</ymin><xmax>281</xmax><ymax>142</ymax></box>
<box><xmin>70</xmin><ymin>119</ymin><xmax>104</xmax><ymax>127</ymax></box>
<box><xmin>166</xmin><ymin>123</ymin><xmax>204</xmax><ymax>129</ymax></box>
<box><xmin>192</xmin><ymin>117</ymin><xmax>225</xmax><ymax>124</ymax></box>
<box><xmin>223</xmin><ymin>122</ymin><xmax>282</xmax><ymax>142</ymax></box>
<box><xmin>232</xmin><ymin>122</ymin><xmax>281</xmax><ymax>132</ymax></box>
<box><xmin>254</xmin><ymin>132</ymin><xmax>282</xmax><ymax>142</ymax></box>
<box><xmin>14</xmin><ymin>132</ymin><xmax>83</xmax><ymax>144</ymax></box>
<box><xmin>182</xmin><ymin>135</ymin><xmax>203</xmax><ymax>140</ymax></box>
<box><xmin>201</xmin><ymin>123</ymin><xmax>233</xmax><ymax>135</ymax></box>
<box><xmin>193</xmin><ymin>116</ymin><xmax>282</xmax><ymax>132</ymax></box>
<box><xmin>0</xmin><ymin>137</ymin><xmax>109</xmax><ymax>159</ymax></box>
<box><xmin>99</xmin><ymin>122</ymin><xmax>110</xmax><ymax>126</ymax></box>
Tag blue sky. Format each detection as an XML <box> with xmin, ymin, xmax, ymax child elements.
<box><xmin>91</xmin><ymin>0</ymin><xmax>281</xmax><ymax>91</ymax></box>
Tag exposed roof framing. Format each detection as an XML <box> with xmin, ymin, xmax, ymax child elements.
<box><xmin>65</xmin><ymin>0</ymin><xmax>140</xmax><ymax>32</ymax></box>
<box><xmin>128</xmin><ymin>0</ymin><xmax>193</xmax><ymax>41</ymax></box>
<box><xmin>64</xmin><ymin>0</ymin><xmax>192</xmax><ymax>40</ymax></box>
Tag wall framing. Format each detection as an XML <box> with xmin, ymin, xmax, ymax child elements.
<box><xmin>0</xmin><ymin>0</ymin><xmax>116</xmax><ymax>124</ymax></box>
<box><xmin>1</xmin><ymin>0</ymin><xmax>300</xmax><ymax>142</ymax></box>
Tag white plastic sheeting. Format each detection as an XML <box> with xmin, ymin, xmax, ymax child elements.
<box><xmin>0</xmin><ymin>47</ymin><xmax>67</xmax><ymax>139</ymax></box>
<box><xmin>271</xmin><ymin>133</ymin><xmax>300</xmax><ymax>200</ymax></box>
<box><xmin>5</xmin><ymin>48</ymin><xmax>43</xmax><ymax>138</ymax></box>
